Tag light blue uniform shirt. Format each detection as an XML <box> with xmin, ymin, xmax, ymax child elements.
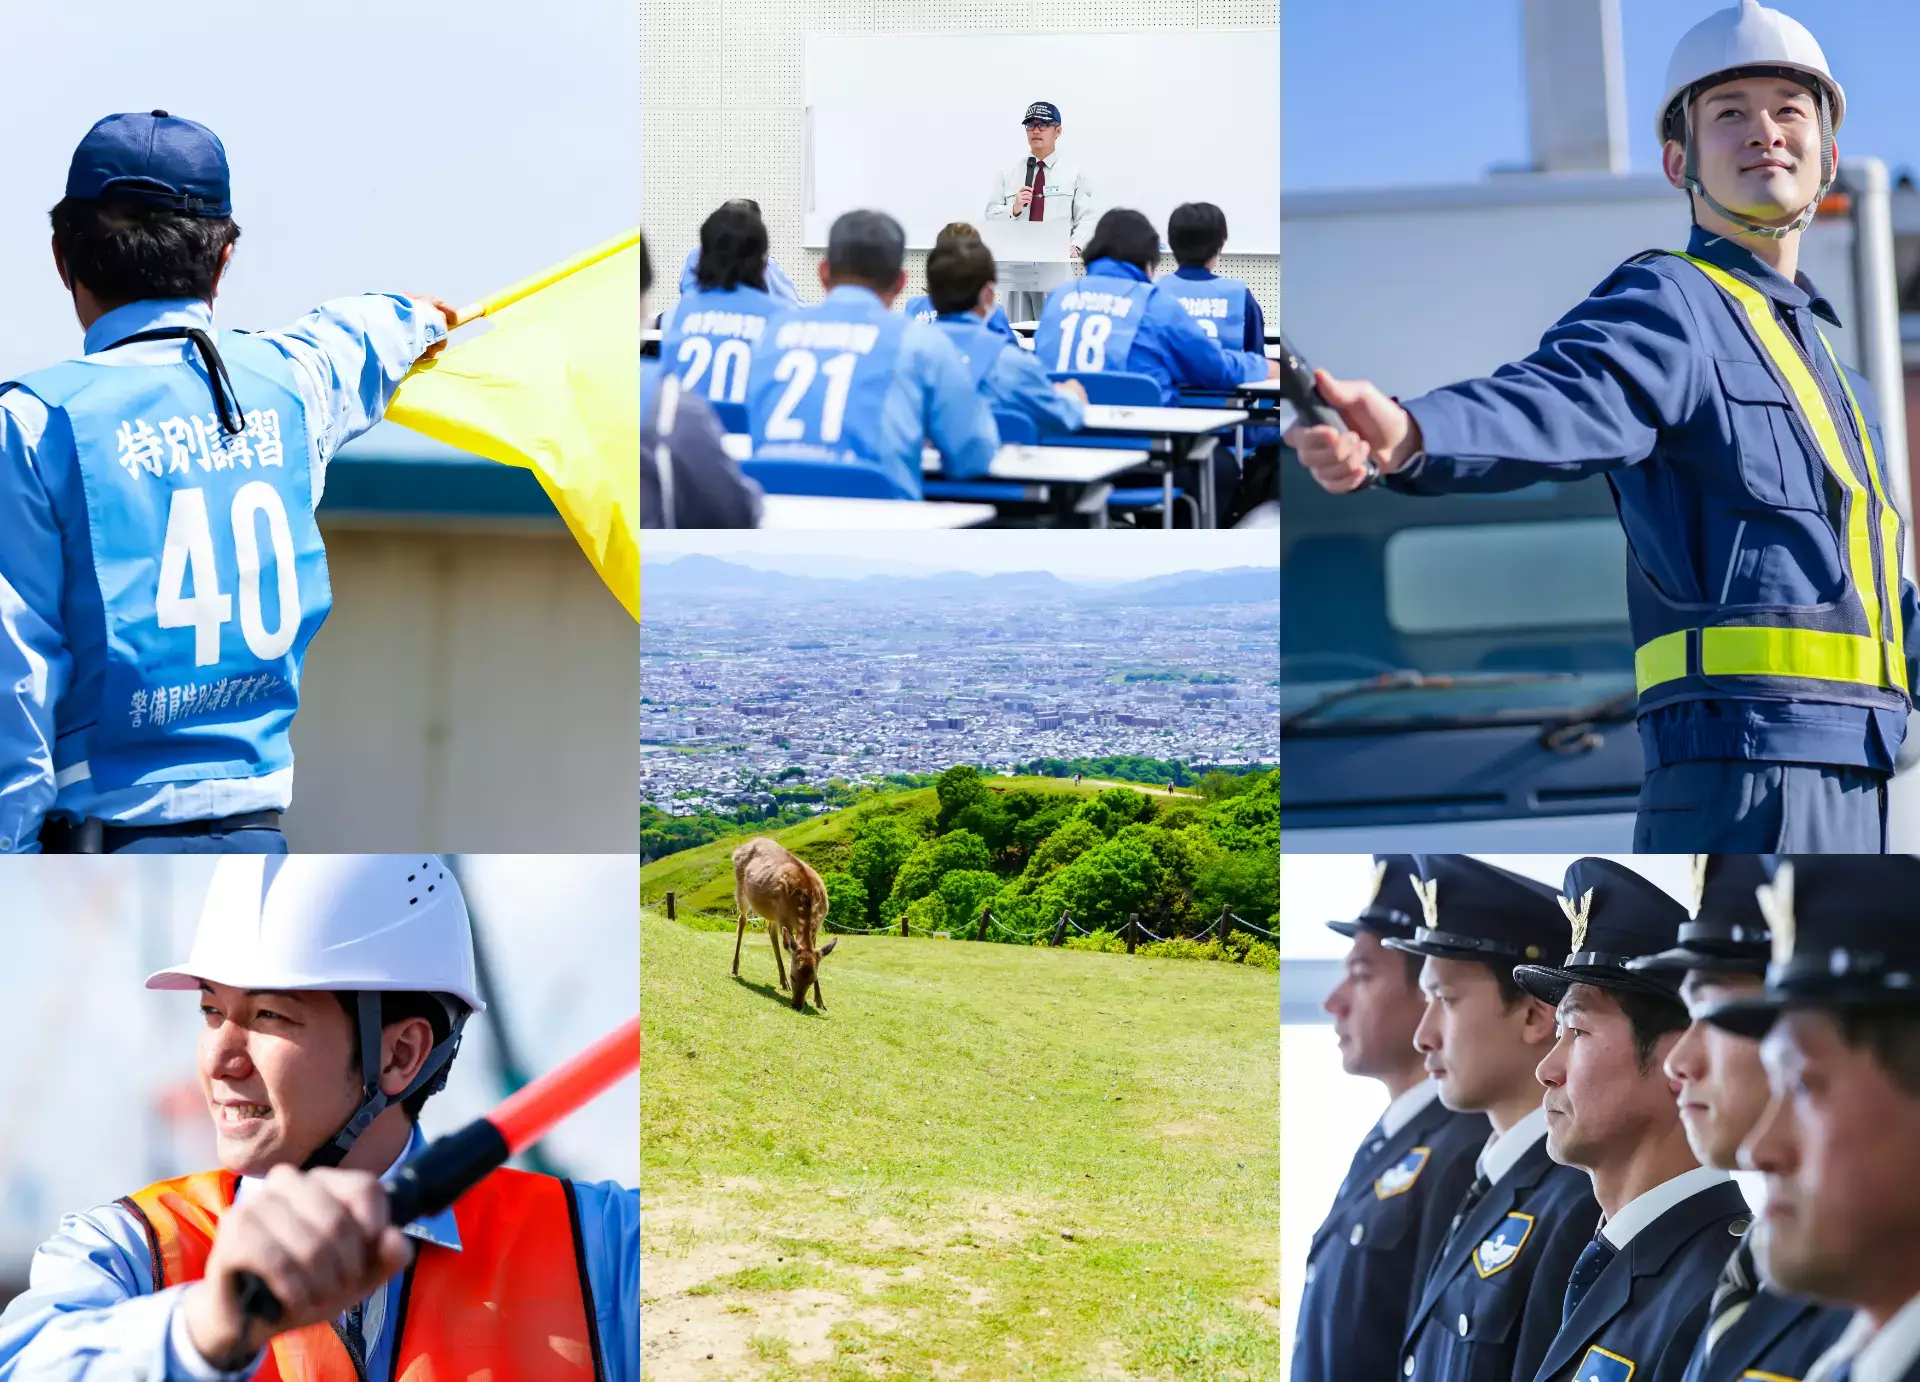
<box><xmin>679</xmin><ymin>249</ymin><xmax>802</xmax><ymax>305</ymax></box>
<box><xmin>749</xmin><ymin>285</ymin><xmax>999</xmax><ymax>499</ymax></box>
<box><xmin>933</xmin><ymin>312</ymin><xmax>1085</xmax><ymax>437</ymax></box>
<box><xmin>0</xmin><ymin>1124</ymin><xmax>639</xmax><ymax>1381</ymax></box>
<box><xmin>0</xmin><ymin>296</ymin><xmax>440</xmax><ymax>851</ymax></box>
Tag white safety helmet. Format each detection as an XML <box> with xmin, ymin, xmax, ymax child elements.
<box><xmin>150</xmin><ymin>856</ymin><xmax>486</xmax><ymax>1167</ymax></box>
<box><xmin>1657</xmin><ymin>0</ymin><xmax>1844</xmax><ymax>239</ymax></box>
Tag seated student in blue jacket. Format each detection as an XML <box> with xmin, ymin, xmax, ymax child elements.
<box><xmin>745</xmin><ymin>209</ymin><xmax>998</xmax><ymax>500</ymax></box>
<box><xmin>924</xmin><ymin>236</ymin><xmax>1085</xmax><ymax>438</ymax></box>
<box><xmin>902</xmin><ymin>222</ymin><xmax>1015</xmax><ymax>341</ymax></box>
<box><xmin>659</xmin><ymin>202</ymin><xmax>783</xmax><ymax>408</ymax></box>
<box><xmin>1034</xmin><ymin>208</ymin><xmax>1274</xmax><ymax>405</ymax></box>
<box><xmin>679</xmin><ymin>198</ymin><xmax>801</xmax><ymax>304</ymax></box>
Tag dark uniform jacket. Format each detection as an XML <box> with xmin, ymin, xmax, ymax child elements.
<box><xmin>1678</xmin><ymin>1257</ymin><xmax>1850</xmax><ymax>1382</ymax></box>
<box><xmin>1533</xmin><ymin>1179</ymin><xmax>1751</xmax><ymax>1382</ymax></box>
<box><xmin>1402</xmin><ymin>1133</ymin><xmax>1601</xmax><ymax>1382</ymax></box>
<box><xmin>1292</xmin><ymin>1088</ymin><xmax>1486</xmax><ymax>1382</ymax></box>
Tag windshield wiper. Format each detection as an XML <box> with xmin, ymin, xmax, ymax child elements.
<box><xmin>1533</xmin><ymin>689</ymin><xmax>1639</xmax><ymax>754</ymax></box>
<box><xmin>1281</xmin><ymin>670</ymin><xmax>1572</xmax><ymax>732</ymax></box>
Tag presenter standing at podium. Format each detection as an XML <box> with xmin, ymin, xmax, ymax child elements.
<box><xmin>986</xmin><ymin>101</ymin><xmax>1094</xmax><ymax>321</ymax></box>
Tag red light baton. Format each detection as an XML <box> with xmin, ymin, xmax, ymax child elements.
<box><xmin>238</xmin><ymin>1016</ymin><xmax>640</xmax><ymax>1324</ymax></box>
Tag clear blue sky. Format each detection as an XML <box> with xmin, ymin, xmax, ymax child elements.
<box><xmin>1284</xmin><ymin>0</ymin><xmax>1920</xmax><ymax>191</ymax></box>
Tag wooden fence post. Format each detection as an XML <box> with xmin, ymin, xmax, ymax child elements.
<box><xmin>978</xmin><ymin>905</ymin><xmax>992</xmax><ymax>941</ymax></box>
<box><xmin>666</xmin><ymin>891</ymin><xmax>676</xmax><ymax>921</ymax></box>
<box><xmin>900</xmin><ymin>909</ymin><xmax>909</xmax><ymax>938</ymax></box>
<box><xmin>1127</xmin><ymin>912</ymin><xmax>1139</xmax><ymax>955</ymax></box>
<box><xmin>1051</xmin><ymin>909</ymin><xmax>1070</xmax><ymax>947</ymax></box>
<box><xmin>1217</xmin><ymin>903</ymin><xmax>1232</xmax><ymax>947</ymax></box>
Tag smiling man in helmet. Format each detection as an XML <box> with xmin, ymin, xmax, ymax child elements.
<box><xmin>0</xmin><ymin>855</ymin><xmax>638</xmax><ymax>1380</ymax></box>
<box><xmin>1289</xmin><ymin>2</ymin><xmax>1918</xmax><ymax>854</ymax></box>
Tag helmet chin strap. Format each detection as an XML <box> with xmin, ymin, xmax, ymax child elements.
<box><xmin>300</xmin><ymin>992</ymin><xmax>469</xmax><ymax>1171</ymax></box>
<box><xmin>1683</xmin><ymin>83</ymin><xmax>1835</xmax><ymax>241</ymax></box>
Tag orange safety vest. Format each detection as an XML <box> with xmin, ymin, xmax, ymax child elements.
<box><xmin>119</xmin><ymin>1165</ymin><xmax>603</xmax><ymax>1381</ymax></box>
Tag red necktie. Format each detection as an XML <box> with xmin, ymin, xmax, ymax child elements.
<box><xmin>1031</xmin><ymin>161</ymin><xmax>1046</xmax><ymax>222</ymax></box>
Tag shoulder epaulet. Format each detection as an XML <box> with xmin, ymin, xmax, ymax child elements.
<box><xmin>1626</xmin><ymin>248</ymin><xmax>1673</xmax><ymax>267</ymax></box>
<box><xmin>0</xmin><ymin>383</ymin><xmax>17</xmax><ymax>398</ymax></box>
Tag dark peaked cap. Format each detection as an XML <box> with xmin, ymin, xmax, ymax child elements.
<box><xmin>1629</xmin><ymin>854</ymin><xmax>1772</xmax><ymax>977</ymax></box>
<box><xmin>1326</xmin><ymin>854</ymin><xmax>1421</xmax><ymax>943</ymax></box>
<box><xmin>1512</xmin><ymin>857</ymin><xmax>1690</xmax><ymax>1006</ymax></box>
<box><xmin>1705</xmin><ymin>854</ymin><xmax>1920</xmax><ymax>1039</ymax></box>
<box><xmin>1382</xmin><ymin>854</ymin><xmax>1569</xmax><ymax>967</ymax></box>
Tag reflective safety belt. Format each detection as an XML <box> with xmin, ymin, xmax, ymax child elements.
<box><xmin>1634</xmin><ymin>254</ymin><xmax>1908</xmax><ymax>698</ymax></box>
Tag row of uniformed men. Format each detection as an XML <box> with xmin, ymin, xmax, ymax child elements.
<box><xmin>1295</xmin><ymin>852</ymin><xmax>1920</xmax><ymax>1382</ymax></box>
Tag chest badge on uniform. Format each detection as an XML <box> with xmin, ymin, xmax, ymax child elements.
<box><xmin>1473</xmin><ymin>1212</ymin><xmax>1535</xmax><ymax>1279</ymax></box>
<box><xmin>1574</xmin><ymin>1345</ymin><xmax>1635</xmax><ymax>1382</ymax></box>
<box><xmin>1374</xmin><ymin>1146</ymin><xmax>1431</xmax><ymax>1199</ymax></box>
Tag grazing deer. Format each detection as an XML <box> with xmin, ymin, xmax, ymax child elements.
<box><xmin>731</xmin><ymin>836</ymin><xmax>836</xmax><ymax>1010</ymax></box>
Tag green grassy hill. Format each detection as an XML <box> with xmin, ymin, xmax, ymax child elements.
<box><xmin>640</xmin><ymin>908</ymin><xmax>1280</xmax><ymax>1380</ymax></box>
<box><xmin>642</xmin><ymin>775</ymin><xmax>1193</xmax><ymax>917</ymax></box>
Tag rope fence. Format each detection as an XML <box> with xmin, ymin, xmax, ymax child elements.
<box><xmin>654</xmin><ymin>890</ymin><xmax>1274</xmax><ymax>957</ymax></box>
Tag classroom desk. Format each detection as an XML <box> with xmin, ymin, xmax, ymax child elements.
<box><xmin>719</xmin><ymin>436</ymin><xmax>1151</xmax><ymax>522</ymax></box>
<box><xmin>1074</xmin><ymin>404</ymin><xmax>1249</xmax><ymax>528</ymax></box>
<box><xmin>759</xmin><ymin>495</ymin><xmax>995</xmax><ymax>529</ymax></box>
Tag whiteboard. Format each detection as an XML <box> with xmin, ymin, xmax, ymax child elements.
<box><xmin>802</xmin><ymin>30</ymin><xmax>1278</xmax><ymax>254</ymax></box>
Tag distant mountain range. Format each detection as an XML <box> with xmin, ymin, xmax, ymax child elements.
<box><xmin>639</xmin><ymin>555</ymin><xmax>1277</xmax><ymax>607</ymax></box>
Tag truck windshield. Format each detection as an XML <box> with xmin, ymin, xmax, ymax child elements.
<box><xmin>1282</xmin><ymin>473</ymin><xmax>1637</xmax><ymax>730</ymax></box>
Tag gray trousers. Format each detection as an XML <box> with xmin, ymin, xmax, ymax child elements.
<box><xmin>1634</xmin><ymin>760</ymin><xmax>1888</xmax><ymax>853</ymax></box>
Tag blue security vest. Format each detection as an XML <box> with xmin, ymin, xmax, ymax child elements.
<box><xmin>747</xmin><ymin>298</ymin><xmax>907</xmax><ymax>470</ymax></box>
<box><xmin>660</xmin><ymin>284</ymin><xmax>779</xmax><ymax>406</ymax></box>
<box><xmin>8</xmin><ymin>332</ymin><xmax>328</xmax><ymax>794</ymax></box>
<box><xmin>930</xmin><ymin>317</ymin><xmax>1005</xmax><ymax>390</ymax></box>
<box><xmin>1626</xmin><ymin>251</ymin><xmax>1909</xmax><ymax>721</ymax></box>
<box><xmin>1035</xmin><ymin>276</ymin><xmax>1151</xmax><ymax>377</ymax></box>
<box><xmin>904</xmin><ymin>295</ymin><xmax>1015</xmax><ymax>341</ymax></box>
<box><xmin>1168</xmin><ymin>274</ymin><xmax>1251</xmax><ymax>348</ymax></box>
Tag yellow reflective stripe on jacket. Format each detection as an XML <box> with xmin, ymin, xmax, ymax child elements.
<box><xmin>1632</xmin><ymin>627</ymin><xmax>1897</xmax><ymax>695</ymax></box>
<box><xmin>1818</xmin><ymin>330</ymin><xmax>1910</xmax><ymax>691</ymax></box>
<box><xmin>1643</xmin><ymin>252</ymin><xmax>1899</xmax><ymax>694</ymax></box>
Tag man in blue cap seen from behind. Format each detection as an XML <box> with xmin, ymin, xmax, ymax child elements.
<box><xmin>1387</xmin><ymin>855</ymin><xmax>1601</xmax><ymax>1382</ymax></box>
<box><xmin>1517</xmin><ymin>858</ymin><xmax>1752</xmax><ymax>1382</ymax></box>
<box><xmin>1703</xmin><ymin>855</ymin><xmax>1920</xmax><ymax>1382</ymax></box>
<box><xmin>1626</xmin><ymin>856</ymin><xmax>1850</xmax><ymax>1382</ymax></box>
<box><xmin>0</xmin><ymin>111</ymin><xmax>455</xmax><ymax>854</ymax></box>
<box><xmin>1292</xmin><ymin>855</ymin><xmax>1486</xmax><ymax>1382</ymax></box>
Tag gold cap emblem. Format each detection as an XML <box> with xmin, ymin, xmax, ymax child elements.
<box><xmin>1756</xmin><ymin>862</ymin><xmax>1796</xmax><ymax>968</ymax></box>
<box><xmin>1411</xmin><ymin>874</ymin><xmax>1440</xmax><ymax>929</ymax></box>
<box><xmin>1689</xmin><ymin>854</ymin><xmax>1710</xmax><ymax>918</ymax></box>
<box><xmin>1559</xmin><ymin>888</ymin><xmax>1594</xmax><ymax>955</ymax></box>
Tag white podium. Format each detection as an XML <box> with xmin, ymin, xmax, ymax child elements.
<box><xmin>980</xmin><ymin>219</ymin><xmax>1073</xmax><ymax>321</ymax></box>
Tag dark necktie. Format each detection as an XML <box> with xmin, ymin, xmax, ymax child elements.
<box><xmin>1440</xmin><ymin>1172</ymin><xmax>1493</xmax><ymax>1255</ymax></box>
<box><xmin>1030</xmin><ymin>160</ymin><xmax>1046</xmax><ymax>222</ymax></box>
<box><xmin>1562</xmin><ymin>1233</ymin><xmax>1617</xmax><ymax>1325</ymax></box>
<box><xmin>1706</xmin><ymin>1232</ymin><xmax>1758</xmax><ymax>1354</ymax></box>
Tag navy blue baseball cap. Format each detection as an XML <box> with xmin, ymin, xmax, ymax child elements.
<box><xmin>1327</xmin><ymin>854</ymin><xmax>1422</xmax><ymax>943</ymax></box>
<box><xmin>1705</xmin><ymin>856</ymin><xmax>1920</xmax><ymax>1039</ymax></box>
<box><xmin>1512</xmin><ymin>858</ymin><xmax>1690</xmax><ymax>1006</ymax></box>
<box><xmin>1022</xmin><ymin>102</ymin><xmax>1063</xmax><ymax>126</ymax></box>
<box><xmin>67</xmin><ymin>110</ymin><xmax>232</xmax><ymax>216</ymax></box>
<box><xmin>1383</xmin><ymin>854</ymin><xmax>1569</xmax><ymax>967</ymax></box>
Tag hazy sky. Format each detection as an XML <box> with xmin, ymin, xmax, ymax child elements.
<box><xmin>0</xmin><ymin>0</ymin><xmax>635</xmax><ymax>378</ymax></box>
<box><xmin>641</xmin><ymin>530</ymin><xmax>1279</xmax><ymax>579</ymax></box>
<box><xmin>1281</xmin><ymin>853</ymin><xmax>1697</xmax><ymax>959</ymax></box>
<box><xmin>1286</xmin><ymin>0</ymin><xmax>1920</xmax><ymax>192</ymax></box>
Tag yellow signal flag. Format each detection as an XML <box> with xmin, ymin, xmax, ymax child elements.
<box><xmin>388</xmin><ymin>230</ymin><xmax>640</xmax><ymax>619</ymax></box>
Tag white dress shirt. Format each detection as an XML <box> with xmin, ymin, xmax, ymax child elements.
<box><xmin>1600</xmin><ymin>1164</ymin><xmax>1736</xmax><ymax>1250</ymax></box>
<box><xmin>1380</xmin><ymin>1078</ymin><xmax>1443</xmax><ymax>1140</ymax></box>
<box><xmin>1478</xmin><ymin>1105</ymin><xmax>1551</xmax><ymax>1186</ymax></box>
<box><xmin>1806</xmin><ymin>1292</ymin><xmax>1920</xmax><ymax>1382</ymax></box>
<box><xmin>985</xmin><ymin>151</ymin><xmax>1096</xmax><ymax>245</ymax></box>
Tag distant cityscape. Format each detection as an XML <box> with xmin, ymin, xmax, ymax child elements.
<box><xmin>640</xmin><ymin>558</ymin><xmax>1278</xmax><ymax>815</ymax></box>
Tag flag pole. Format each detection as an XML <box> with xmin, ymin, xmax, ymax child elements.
<box><xmin>450</xmin><ymin>228</ymin><xmax>640</xmax><ymax>327</ymax></box>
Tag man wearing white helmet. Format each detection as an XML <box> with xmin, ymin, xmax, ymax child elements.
<box><xmin>0</xmin><ymin>855</ymin><xmax>638</xmax><ymax>1381</ymax></box>
<box><xmin>1288</xmin><ymin>2</ymin><xmax>1918</xmax><ymax>854</ymax></box>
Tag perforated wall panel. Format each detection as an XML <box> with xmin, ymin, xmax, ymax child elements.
<box><xmin>643</xmin><ymin>1</ymin><xmax>1278</xmax><ymax>321</ymax></box>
